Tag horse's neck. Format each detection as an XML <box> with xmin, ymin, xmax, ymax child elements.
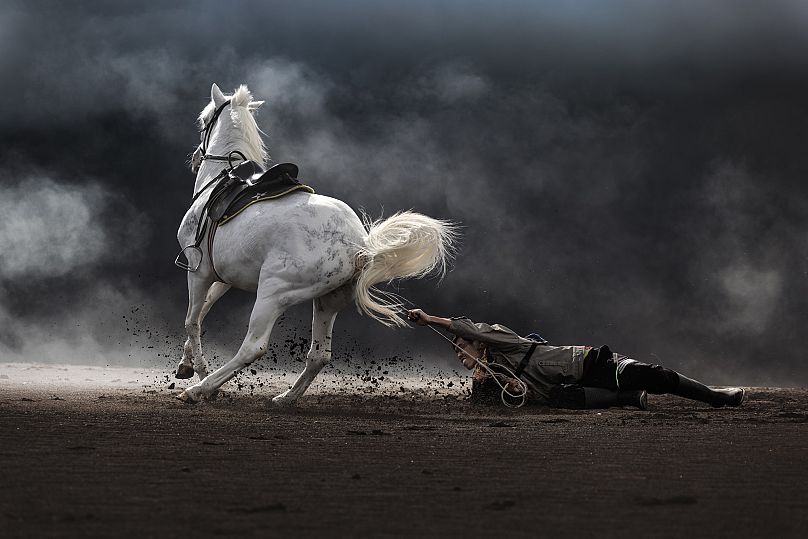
<box><xmin>191</xmin><ymin>121</ymin><xmax>264</xmax><ymax>197</ymax></box>
<box><xmin>191</xmin><ymin>127</ymin><xmax>239</xmax><ymax>196</ymax></box>
<box><xmin>193</xmin><ymin>160</ymin><xmax>228</xmax><ymax>196</ymax></box>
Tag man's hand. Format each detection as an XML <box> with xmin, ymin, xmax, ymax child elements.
<box><xmin>408</xmin><ymin>309</ymin><xmax>432</xmax><ymax>326</ymax></box>
<box><xmin>408</xmin><ymin>309</ymin><xmax>453</xmax><ymax>329</ymax></box>
<box><xmin>503</xmin><ymin>377</ymin><xmax>524</xmax><ymax>395</ymax></box>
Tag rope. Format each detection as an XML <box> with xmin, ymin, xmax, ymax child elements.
<box><xmin>395</xmin><ymin>297</ymin><xmax>528</xmax><ymax>408</ymax></box>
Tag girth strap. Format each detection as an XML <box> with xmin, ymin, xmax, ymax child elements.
<box><xmin>206</xmin><ymin>220</ymin><xmax>225</xmax><ymax>283</ymax></box>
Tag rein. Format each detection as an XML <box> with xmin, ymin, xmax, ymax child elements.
<box><xmin>191</xmin><ymin>170</ymin><xmax>226</xmax><ymax>205</ymax></box>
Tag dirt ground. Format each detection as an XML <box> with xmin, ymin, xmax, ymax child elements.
<box><xmin>1</xmin><ymin>364</ymin><xmax>807</xmax><ymax>538</ymax></box>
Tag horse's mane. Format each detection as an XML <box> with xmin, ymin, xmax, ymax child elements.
<box><xmin>198</xmin><ymin>85</ymin><xmax>268</xmax><ymax>165</ymax></box>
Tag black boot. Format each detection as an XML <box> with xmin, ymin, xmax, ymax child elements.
<box><xmin>619</xmin><ymin>390</ymin><xmax>649</xmax><ymax>410</ymax></box>
<box><xmin>673</xmin><ymin>374</ymin><xmax>745</xmax><ymax>408</ymax></box>
<box><xmin>583</xmin><ymin>387</ymin><xmax>648</xmax><ymax>410</ymax></box>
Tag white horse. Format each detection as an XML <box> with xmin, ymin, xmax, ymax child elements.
<box><xmin>175</xmin><ymin>83</ymin><xmax>456</xmax><ymax>405</ymax></box>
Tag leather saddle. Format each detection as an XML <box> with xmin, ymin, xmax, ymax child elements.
<box><xmin>207</xmin><ymin>161</ymin><xmax>312</xmax><ymax>223</ymax></box>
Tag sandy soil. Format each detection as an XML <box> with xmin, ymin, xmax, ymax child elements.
<box><xmin>1</xmin><ymin>363</ymin><xmax>807</xmax><ymax>538</ymax></box>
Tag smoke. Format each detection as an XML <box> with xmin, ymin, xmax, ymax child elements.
<box><xmin>418</xmin><ymin>63</ymin><xmax>491</xmax><ymax>103</ymax></box>
<box><xmin>0</xmin><ymin>178</ymin><xmax>110</xmax><ymax>279</ymax></box>
<box><xmin>0</xmin><ymin>173</ymin><xmax>156</xmax><ymax>365</ymax></box>
<box><xmin>694</xmin><ymin>161</ymin><xmax>790</xmax><ymax>336</ymax></box>
<box><xmin>719</xmin><ymin>265</ymin><xmax>783</xmax><ymax>334</ymax></box>
<box><xmin>0</xmin><ymin>275</ymin><xmax>191</xmax><ymax>368</ymax></box>
<box><xmin>249</xmin><ymin>58</ymin><xmax>333</xmax><ymax>121</ymax></box>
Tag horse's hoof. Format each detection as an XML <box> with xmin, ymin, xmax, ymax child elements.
<box><xmin>176</xmin><ymin>390</ymin><xmax>199</xmax><ymax>404</ymax></box>
<box><xmin>271</xmin><ymin>393</ymin><xmax>296</xmax><ymax>408</ymax></box>
<box><xmin>175</xmin><ymin>364</ymin><xmax>195</xmax><ymax>379</ymax></box>
<box><xmin>194</xmin><ymin>367</ymin><xmax>209</xmax><ymax>380</ymax></box>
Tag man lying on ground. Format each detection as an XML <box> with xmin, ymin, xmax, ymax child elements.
<box><xmin>407</xmin><ymin>309</ymin><xmax>745</xmax><ymax>410</ymax></box>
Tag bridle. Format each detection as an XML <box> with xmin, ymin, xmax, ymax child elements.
<box><xmin>190</xmin><ymin>98</ymin><xmax>247</xmax><ymax>202</ymax></box>
<box><xmin>177</xmin><ymin>98</ymin><xmax>247</xmax><ymax>273</ymax></box>
<box><xmin>196</xmin><ymin>99</ymin><xmax>245</xmax><ymax>166</ymax></box>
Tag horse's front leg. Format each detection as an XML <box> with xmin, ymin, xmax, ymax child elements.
<box><xmin>176</xmin><ymin>277</ymin><xmax>227</xmax><ymax>380</ymax></box>
<box><xmin>176</xmin><ymin>281</ymin><xmax>231</xmax><ymax>379</ymax></box>
<box><xmin>176</xmin><ymin>338</ymin><xmax>196</xmax><ymax>379</ymax></box>
<box><xmin>178</xmin><ymin>278</ymin><xmax>291</xmax><ymax>403</ymax></box>
<box><xmin>272</xmin><ymin>283</ymin><xmax>353</xmax><ymax>406</ymax></box>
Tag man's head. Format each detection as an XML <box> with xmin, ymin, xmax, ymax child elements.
<box><xmin>452</xmin><ymin>336</ymin><xmax>486</xmax><ymax>370</ymax></box>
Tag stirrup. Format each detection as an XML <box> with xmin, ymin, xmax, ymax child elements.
<box><xmin>174</xmin><ymin>245</ymin><xmax>203</xmax><ymax>272</ymax></box>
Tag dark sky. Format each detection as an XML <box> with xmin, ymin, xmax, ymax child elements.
<box><xmin>1</xmin><ymin>0</ymin><xmax>807</xmax><ymax>386</ymax></box>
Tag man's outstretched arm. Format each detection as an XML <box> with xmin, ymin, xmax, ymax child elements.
<box><xmin>407</xmin><ymin>309</ymin><xmax>524</xmax><ymax>348</ymax></box>
<box><xmin>407</xmin><ymin>309</ymin><xmax>451</xmax><ymax>328</ymax></box>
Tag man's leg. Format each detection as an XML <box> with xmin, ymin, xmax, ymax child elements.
<box><xmin>583</xmin><ymin>387</ymin><xmax>647</xmax><ymax>409</ymax></box>
<box><xmin>671</xmin><ymin>373</ymin><xmax>745</xmax><ymax>407</ymax></box>
<box><xmin>615</xmin><ymin>356</ymin><xmax>744</xmax><ymax>408</ymax></box>
<box><xmin>549</xmin><ymin>384</ymin><xmax>647</xmax><ymax>410</ymax></box>
<box><xmin>572</xmin><ymin>349</ymin><xmax>646</xmax><ymax>409</ymax></box>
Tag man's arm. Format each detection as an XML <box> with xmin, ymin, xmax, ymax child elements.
<box><xmin>407</xmin><ymin>309</ymin><xmax>524</xmax><ymax>348</ymax></box>
<box><xmin>407</xmin><ymin>309</ymin><xmax>451</xmax><ymax>328</ymax></box>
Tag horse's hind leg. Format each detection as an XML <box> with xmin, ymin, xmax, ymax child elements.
<box><xmin>176</xmin><ymin>281</ymin><xmax>231</xmax><ymax>379</ymax></box>
<box><xmin>272</xmin><ymin>283</ymin><xmax>354</xmax><ymax>407</ymax></box>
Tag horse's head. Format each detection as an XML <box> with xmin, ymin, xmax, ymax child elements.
<box><xmin>191</xmin><ymin>83</ymin><xmax>267</xmax><ymax>175</ymax></box>
<box><xmin>190</xmin><ymin>145</ymin><xmax>203</xmax><ymax>174</ymax></box>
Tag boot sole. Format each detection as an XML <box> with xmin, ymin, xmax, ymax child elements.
<box><xmin>731</xmin><ymin>387</ymin><xmax>746</xmax><ymax>407</ymax></box>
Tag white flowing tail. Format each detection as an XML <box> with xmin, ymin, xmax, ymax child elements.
<box><xmin>355</xmin><ymin>211</ymin><xmax>459</xmax><ymax>327</ymax></box>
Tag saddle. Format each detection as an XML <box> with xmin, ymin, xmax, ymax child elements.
<box><xmin>175</xmin><ymin>160</ymin><xmax>314</xmax><ymax>275</ymax></box>
<box><xmin>207</xmin><ymin>162</ymin><xmax>314</xmax><ymax>223</ymax></box>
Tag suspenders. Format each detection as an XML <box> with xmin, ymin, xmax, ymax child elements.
<box><xmin>514</xmin><ymin>342</ymin><xmax>538</xmax><ymax>377</ymax></box>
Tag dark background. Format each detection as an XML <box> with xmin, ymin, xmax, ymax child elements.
<box><xmin>1</xmin><ymin>0</ymin><xmax>806</xmax><ymax>385</ymax></box>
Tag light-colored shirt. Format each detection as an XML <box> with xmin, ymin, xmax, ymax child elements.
<box><xmin>448</xmin><ymin>317</ymin><xmax>590</xmax><ymax>402</ymax></box>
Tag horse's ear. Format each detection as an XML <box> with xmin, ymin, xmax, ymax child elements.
<box><xmin>248</xmin><ymin>100</ymin><xmax>264</xmax><ymax>112</ymax></box>
<box><xmin>211</xmin><ymin>83</ymin><xmax>226</xmax><ymax>106</ymax></box>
